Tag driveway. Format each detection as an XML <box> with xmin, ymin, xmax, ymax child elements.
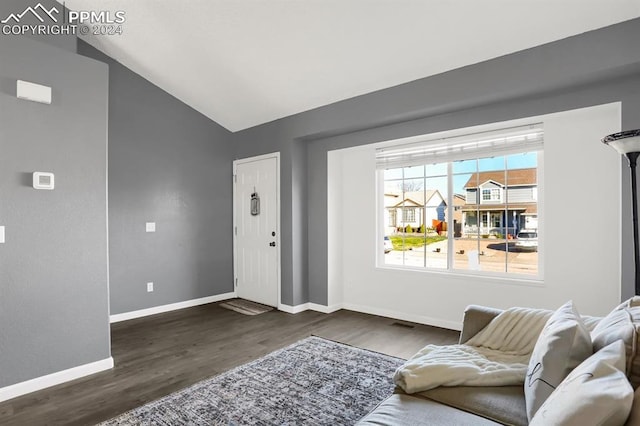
<box><xmin>385</xmin><ymin>237</ymin><xmax>538</xmax><ymax>275</ymax></box>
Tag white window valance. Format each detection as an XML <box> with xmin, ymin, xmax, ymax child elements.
<box><xmin>375</xmin><ymin>123</ymin><xmax>544</xmax><ymax>170</ymax></box>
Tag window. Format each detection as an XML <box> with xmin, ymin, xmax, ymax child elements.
<box><xmin>403</xmin><ymin>208</ymin><xmax>416</xmax><ymax>222</ymax></box>
<box><xmin>491</xmin><ymin>212</ymin><xmax>502</xmax><ymax>228</ymax></box>
<box><xmin>482</xmin><ymin>188</ymin><xmax>501</xmax><ymax>202</ymax></box>
<box><xmin>388</xmin><ymin>209</ymin><xmax>396</xmax><ymax>227</ymax></box>
<box><xmin>378</xmin><ymin>124</ymin><xmax>542</xmax><ymax>278</ymax></box>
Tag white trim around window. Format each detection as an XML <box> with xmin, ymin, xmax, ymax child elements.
<box><xmin>377</xmin><ymin>125</ymin><xmax>543</xmax><ymax>281</ymax></box>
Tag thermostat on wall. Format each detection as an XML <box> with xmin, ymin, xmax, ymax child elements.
<box><xmin>33</xmin><ymin>172</ymin><xmax>54</xmax><ymax>190</ymax></box>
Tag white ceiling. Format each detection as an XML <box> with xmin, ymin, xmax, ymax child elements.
<box><xmin>62</xmin><ymin>1</ymin><xmax>640</xmax><ymax>132</ymax></box>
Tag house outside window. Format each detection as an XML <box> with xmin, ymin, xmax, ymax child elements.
<box><xmin>377</xmin><ymin>124</ymin><xmax>542</xmax><ymax>278</ymax></box>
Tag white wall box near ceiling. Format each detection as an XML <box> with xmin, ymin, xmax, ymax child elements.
<box><xmin>16</xmin><ymin>80</ymin><xmax>52</xmax><ymax>104</ymax></box>
<box><xmin>32</xmin><ymin>172</ymin><xmax>54</xmax><ymax>190</ymax></box>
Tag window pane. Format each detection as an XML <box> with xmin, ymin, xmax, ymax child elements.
<box><xmin>424</xmin><ymin>207</ymin><xmax>447</xmax><ymax>269</ymax></box>
<box><xmin>384</xmin><ymin>234</ymin><xmax>407</xmax><ymax>266</ymax></box>
<box><xmin>453</xmin><ymin>159</ymin><xmax>477</xmax><ymax>174</ymax></box>
<box><xmin>386</xmin><ymin>208</ymin><xmax>427</xmax><ymax>267</ymax></box>
<box><xmin>506</xmin><ymin>152</ymin><xmax>537</xmax><ymax>170</ymax></box>
<box><xmin>478</xmin><ymin>231</ymin><xmax>508</xmax><ymax>274</ymax></box>
<box><xmin>386</xmin><ymin>200</ymin><xmax>411</xmax><ymax>266</ymax></box>
<box><xmin>424</xmin><ymin>176</ymin><xmax>448</xmax><ymax>269</ymax></box>
<box><xmin>505</xmin><ymin>152</ymin><xmax>538</xmax><ymax>275</ymax></box>
<box><xmin>384</xmin><ymin>180</ymin><xmax>403</xmax><ymax>195</ymax></box>
<box><xmin>401</xmin><ymin>178</ymin><xmax>424</xmax><ymax>194</ymax></box>
<box><xmin>403</xmin><ymin>165</ymin><xmax>425</xmax><ymax>179</ymax></box>
<box><xmin>453</xmin><ymin>170</ymin><xmax>477</xmax><ymax>272</ymax></box>
<box><xmin>425</xmin><ymin>162</ymin><xmax>447</xmax><ymax>177</ymax></box>
<box><xmin>384</xmin><ymin>167</ymin><xmax>403</xmax><ymax>180</ymax></box>
<box><xmin>508</xmin><ymin>231</ymin><xmax>538</xmax><ymax>276</ymax></box>
<box><xmin>478</xmin><ymin>156</ymin><xmax>506</xmax><ymax>171</ymax></box>
<box><xmin>456</xmin><ymin>172</ymin><xmax>477</xmax><ymax>236</ymax></box>
<box><xmin>424</xmin><ymin>176</ymin><xmax>447</xmax><ymax>230</ymax></box>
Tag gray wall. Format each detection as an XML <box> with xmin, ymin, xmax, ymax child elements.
<box><xmin>77</xmin><ymin>41</ymin><xmax>235</xmax><ymax>315</ymax></box>
<box><xmin>233</xmin><ymin>119</ymin><xmax>309</xmax><ymax>305</ymax></box>
<box><xmin>0</xmin><ymin>35</ymin><xmax>109</xmax><ymax>387</ymax></box>
<box><xmin>234</xmin><ymin>18</ymin><xmax>640</xmax><ymax>306</ymax></box>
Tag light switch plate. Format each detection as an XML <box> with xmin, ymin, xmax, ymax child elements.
<box><xmin>0</xmin><ymin>226</ymin><xmax>4</xmax><ymax>244</ymax></box>
<box><xmin>145</xmin><ymin>222</ymin><xmax>156</xmax><ymax>232</ymax></box>
<box><xmin>17</xmin><ymin>80</ymin><xmax>52</xmax><ymax>104</ymax></box>
<box><xmin>147</xmin><ymin>282</ymin><xmax>154</xmax><ymax>292</ymax></box>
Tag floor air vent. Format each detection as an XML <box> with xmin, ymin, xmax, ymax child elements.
<box><xmin>391</xmin><ymin>322</ymin><xmax>415</xmax><ymax>329</ymax></box>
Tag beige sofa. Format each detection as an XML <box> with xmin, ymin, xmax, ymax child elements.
<box><xmin>358</xmin><ymin>303</ymin><xmax>640</xmax><ymax>426</ymax></box>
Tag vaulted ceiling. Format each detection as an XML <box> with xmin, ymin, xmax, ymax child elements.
<box><xmin>62</xmin><ymin>1</ymin><xmax>640</xmax><ymax>132</ymax></box>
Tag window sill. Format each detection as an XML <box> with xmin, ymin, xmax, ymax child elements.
<box><xmin>375</xmin><ymin>263</ymin><xmax>544</xmax><ymax>287</ymax></box>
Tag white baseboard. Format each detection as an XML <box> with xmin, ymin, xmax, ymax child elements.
<box><xmin>309</xmin><ymin>302</ymin><xmax>343</xmax><ymax>314</ymax></box>
<box><xmin>278</xmin><ymin>302</ymin><xmax>343</xmax><ymax>314</ymax></box>
<box><xmin>0</xmin><ymin>357</ymin><xmax>114</xmax><ymax>403</ymax></box>
<box><xmin>277</xmin><ymin>300</ymin><xmax>460</xmax><ymax>330</ymax></box>
<box><xmin>341</xmin><ymin>302</ymin><xmax>462</xmax><ymax>331</ymax></box>
<box><xmin>110</xmin><ymin>292</ymin><xmax>236</xmax><ymax>323</ymax></box>
<box><xmin>278</xmin><ymin>303</ymin><xmax>309</xmax><ymax>314</ymax></box>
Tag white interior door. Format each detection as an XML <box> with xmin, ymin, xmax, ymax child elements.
<box><xmin>233</xmin><ymin>153</ymin><xmax>280</xmax><ymax>307</ymax></box>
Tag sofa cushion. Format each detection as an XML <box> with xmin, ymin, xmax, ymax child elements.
<box><xmin>524</xmin><ymin>300</ymin><xmax>592</xmax><ymax>420</ymax></box>
<box><xmin>592</xmin><ymin>296</ymin><xmax>640</xmax><ymax>389</ymax></box>
<box><xmin>529</xmin><ymin>340</ymin><xmax>633</xmax><ymax>426</ymax></box>
<box><xmin>625</xmin><ymin>387</ymin><xmax>640</xmax><ymax>426</ymax></box>
<box><xmin>357</xmin><ymin>394</ymin><xmax>502</xmax><ymax>426</ymax></box>
<box><xmin>416</xmin><ymin>385</ymin><xmax>527</xmax><ymax>426</ymax></box>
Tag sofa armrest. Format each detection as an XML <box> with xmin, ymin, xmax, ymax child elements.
<box><xmin>459</xmin><ymin>305</ymin><xmax>503</xmax><ymax>344</ymax></box>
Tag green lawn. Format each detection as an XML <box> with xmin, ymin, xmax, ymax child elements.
<box><xmin>390</xmin><ymin>235</ymin><xmax>447</xmax><ymax>251</ymax></box>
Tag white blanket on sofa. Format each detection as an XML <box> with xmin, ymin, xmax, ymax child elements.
<box><xmin>394</xmin><ymin>307</ymin><xmax>552</xmax><ymax>394</ymax></box>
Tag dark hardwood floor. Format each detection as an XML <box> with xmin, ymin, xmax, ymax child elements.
<box><xmin>0</xmin><ymin>302</ymin><xmax>459</xmax><ymax>425</ymax></box>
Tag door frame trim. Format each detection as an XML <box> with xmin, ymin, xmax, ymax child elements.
<box><xmin>232</xmin><ymin>152</ymin><xmax>281</xmax><ymax>309</ymax></box>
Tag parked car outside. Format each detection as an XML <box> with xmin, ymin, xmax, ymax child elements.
<box><xmin>515</xmin><ymin>230</ymin><xmax>538</xmax><ymax>251</ymax></box>
<box><xmin>384</xmin><ymin>236</ymin><xmax>393</xmax><ymax>253</ymax></box>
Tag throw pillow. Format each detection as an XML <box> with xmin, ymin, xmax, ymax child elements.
<box><xmin>525</xmin><ymin>300</ymin><xmax>592</xmax><ymax>421</ymax></box>
<box><xmin>592</xmin><ymin>297</ymin><xmax>640</xmax><ymax>389</ymax></box>
<box><xmin>529</xmin><ymin>340</ymin><xmax>634</xmax><ymax>426</ymax></box>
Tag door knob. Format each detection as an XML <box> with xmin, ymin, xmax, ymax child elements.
<box><xmin>269</xmin><ymin>242</ymin><xmax>276</xmax><ymax>247</ymax></box>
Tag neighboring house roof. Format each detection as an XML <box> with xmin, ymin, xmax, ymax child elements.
<box><xmin>385</xmin><ymin>190</ymin><xmax>446</xmax><ymax>208</ymax></box>
<box><xmin>453</xmin><ymin>194</ymin><xmax>465</xmax><ymax>206</ymax></box>
<box><xmin>463</xmin><ymin>168</ymin><xmax>536</xmax><ymax>189</ymax></box>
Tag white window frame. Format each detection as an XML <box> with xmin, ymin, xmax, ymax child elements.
<box><xmin>376</xmin><ymin>125</ymin><xmax>543</xmax><ymax>281</ymax></box>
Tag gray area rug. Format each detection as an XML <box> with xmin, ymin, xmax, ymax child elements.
<box><xmin>219</xmin><ymin>298</ymin><xmax>274</xmax><ymax>316</ymax></box>
<box><xmin>99</xmin><ymin>336</ymin><xmax>403</xmax><ymax>425</ymax></box>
